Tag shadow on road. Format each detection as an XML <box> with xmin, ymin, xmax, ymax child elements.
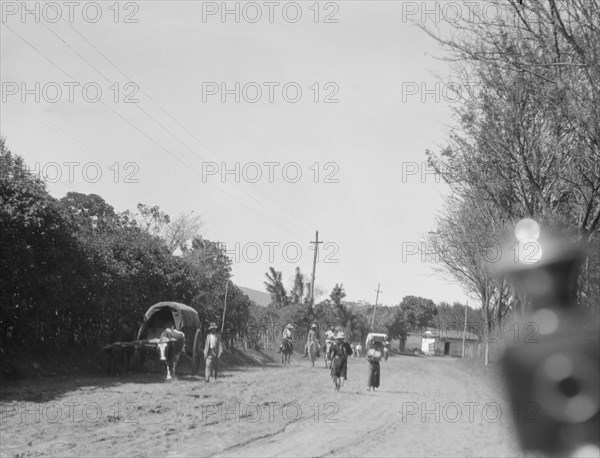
<box><xmin>374</xmin><ymin>390</ymin><xmax>420</xmax><ymax>395</ymax></box>
<box><xmin>0</xmin><ymin>346</ymin><xmax>280</xmax><ymax>402</ymax></box>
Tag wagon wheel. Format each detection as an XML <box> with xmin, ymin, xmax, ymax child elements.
<box><xmin>192</xmin><ymin>329</ymin><xmax>202</xmax><ymax>376</ymax></box>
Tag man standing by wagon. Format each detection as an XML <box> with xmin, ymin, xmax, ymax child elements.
<box><xmin>204</xmin><ymin>322</ymin><xmax>223</xmax><ymax>382</ymax></box>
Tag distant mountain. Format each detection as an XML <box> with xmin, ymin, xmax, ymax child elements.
<box><xmin>238</xmin><ymin>286</ymin><xmax>271</xmax><ymax>307</ymax></box>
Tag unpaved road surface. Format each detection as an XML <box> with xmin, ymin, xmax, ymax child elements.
<box><xmin>1</xmin><ymin>355</ymin><xmax>523</xmax><ymax>457</ymax></box>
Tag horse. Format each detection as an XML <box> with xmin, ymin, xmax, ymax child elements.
<box><xmin>324</xmin><ymin>340</ymin><xmax>333</xmax><ymax>368</ymax></box>
<box><xmin>281</xmin><ymin>338</ymin><xmax>293</xmax><ymax>365</ymax></box>
<box><xmin>308</xmin><ymin>340</ymin><xmax>319</xmax><ymax>367</ymax></box>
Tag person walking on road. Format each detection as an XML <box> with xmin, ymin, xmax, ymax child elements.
<box><xmin>329</xmin><ymin>331</ymin><xmax>353</xmax><ymax>391</ymax></box>
<box><xmin>204</xmin><ymin>322</ymin><xmax>223</xmax><ymax>382</ymax></box>
<box><xmin>366</xmin><ymin>340</ymin><xmax>383</xmax><ymax>391</ymax></box>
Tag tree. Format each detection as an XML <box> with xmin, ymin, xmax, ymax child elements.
<box><xmin>329</xmin><ymin>283</ymin><xmax>348</xmax><ymax>326</ymax></box>
<box><xmin>369</xmin><ymin>304</ymin><xmax>397</xmax><ymax>334</ymax></box>
<box><xmin>422</xmin><ymin>0</ymin><xmax>600</xmax><ymax>311</ymax></box>
<box><xmin>434</xmin><ymin>302</ymin><xmax>484</xmax><ymax>339</ymax></box>
<box><xmin>165</xmin><ymin>211</ymin><xmax>204</xmax><ymax>254</ymax></box>
<box><xmin>290</xmin><ymin>267</ymin><xmax>304</xmax><ymax>305</ymax></box>
<box><xmin>184</xmin><ymin>236</ymin><xmax>232</xmax><ymax>314</ymax></box>
<box><xmin>330</xmin><ymin>283</ymin><xmax>346</xmax><ymax>306</ymax></box>
<box><xmin>135</xmin><ymin>203</ymin><xmax>170</xmax><ymax>237</ymax></box>
<box><xmin>264</xmin><ymin>267</ymin><xmax>288</xmax><ymax>308</ymax></box>
<box><xmin>427</xmin><ymin>198</ymin><xmax>513</xmax><ymax>364</ymax></box>
<box><xmin>0</xmin><ymin>139</ymin><xmax>84</xmax><ymax>348</ymax></box>
<box><xmin>387</xmin><ymin>307</ymin><xmax>408</xmax><ymax>344</ymax></box>
<box><xmin>397</xmin><ymin>296</ymin><xmax>437</xmax><ymax>333</ymax></box>
<box><xmin>416</xmin><ymin>0</ymin><xmax>600</xmax><ymax>362</ymax></box>
<box><xmin>0</xmin><ymin>138</ymin><xmax>258</xmax><ymax>358</ymax></box>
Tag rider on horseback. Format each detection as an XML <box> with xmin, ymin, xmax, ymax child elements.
<box><xmin>322</xmin><ymin>325</ymin><xmax>335</xmax><ymax>366</ymax></box>
<box><xmin>303</xmin><ymin>323</ymin><xmax>320</xmax><ymax>358</ymax></box>
<box><xmin>324</xmin><ymin>325</ymin><xmax>335</xmax><ymax>346</ymax></box>
<box><xmin>278</xmin><ymin>324</ymin><xmax>294</xmax><ymax>353</ymax></box>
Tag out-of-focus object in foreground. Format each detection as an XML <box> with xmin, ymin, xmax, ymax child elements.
<box><xmin>495</xmin><ymin>219</ymin><xmax>599</xmax><ymax>458</ymax></box>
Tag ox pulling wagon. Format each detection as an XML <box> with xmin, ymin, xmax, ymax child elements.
<box><xmin>104</xmin><ymin>301</ymin><xmax>203</xmax><ymax>379</ymax></box>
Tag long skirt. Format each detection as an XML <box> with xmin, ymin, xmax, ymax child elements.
<box><xmin>331</xmin><ymin>356</ymin><xmax>348</xmax><ymax>379</ymax></box>
<box><xmin>367</xmin><ymin>361</ymin><xmax>380</xmax><ymax>388</ymax></box>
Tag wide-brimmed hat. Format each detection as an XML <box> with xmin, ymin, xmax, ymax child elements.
<box><xmin>335</xmin><ymin>332</ymin><xmax>345</xmax><ymax>339</ymax></box>
<box><xmin>285</xmin><ymin>324</ymin><xmax>294</xmax><ymax>329</ymax></box>
<box><xmin>311</xmin><ymin>323</ymin><xmax>317</xmax><ymax>329</ymax></box>
<box><xmin>208</xmin><ymin>322</ymin><xmax>218</xmax><ymax>330</ymax></box>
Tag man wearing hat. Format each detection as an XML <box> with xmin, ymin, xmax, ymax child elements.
<box><xmin>279</xmin><ymin>324</ymin><xmax>294</xmax><ymax>353</ymax></box>
<box><xmin>324</xmin><ymin>325</ymin><xmax>336</xmax><ymax>350</ymax></box>
<box><xmin>328</xmin><ymin>331</ymin><xmax>353</xmax><ymax>390</ymax></box>
<box><xmin>204</xmin><ymin>322</ymin><xmax>223</xmax><ymax>382</ymax></box>
<box><xmin>303</xmin><ymin>323</ymin><xmax>320</xmax><ymax>358</ymax></box>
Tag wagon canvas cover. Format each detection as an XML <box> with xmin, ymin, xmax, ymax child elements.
<box><xmin>137</xmin><ymin>301</ymin><xmax>201</xmax><ymax>341</ymax></box>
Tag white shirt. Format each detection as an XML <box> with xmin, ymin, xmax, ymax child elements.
<box><xmin>207</xmin><ymin>334</ymin><xmax>218</xmax><ymax>348</ymax></box>
<box><xmin>204</xmin><ymin>332</ymin><xmax>222</xmax><ymax>359</ymax></box>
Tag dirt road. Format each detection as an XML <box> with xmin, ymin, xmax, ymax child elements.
<box><xmin>1</xmin><ymin>355</ymin><xmax>523</xmax><ymax>457</ymax></box>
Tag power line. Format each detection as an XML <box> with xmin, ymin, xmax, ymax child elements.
<box><xmin>9</xmin><ymin>20</ymin><xmax>379</xmax><ymax>296</ymax></box>
<box><xmin>6</xmin><ymin>98</ymin><xmax>241</xmax><ymax>241</ymax></box>
<box><xmin>42</xmin><ymin>9</ymin><xmax>316</xmax><ymax>237</ymax></box>
<box><xmin>5</xmin><ymin>23</ymin><xmax>309</xmax><ymax>240</ymax></box>
<box><xmin>39</xmin><ymin>21</ymin><xmax>211</xmax><ymax>163</ymax></box>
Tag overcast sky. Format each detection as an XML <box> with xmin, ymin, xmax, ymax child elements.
<box><xmin>1</xmin><ymin>1</ymin><xmax>476</xmax><ymax>307</ymax></box>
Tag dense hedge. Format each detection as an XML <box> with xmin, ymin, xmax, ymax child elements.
<box><xmin>0</xmin><ymin>139</ymin><xmax>252</xmax><ymax>351</ymax></box>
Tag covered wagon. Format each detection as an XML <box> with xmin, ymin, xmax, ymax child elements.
<box><xmin>136</xmin><ymin>301</ymin><xmax>204</xmax><ymax>376</ymax></box>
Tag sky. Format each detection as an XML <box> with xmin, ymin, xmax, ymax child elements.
<box><xmin>1</xmin><ymin>1</ymin><xmax>479</xmax><ymax>307</ymax></box>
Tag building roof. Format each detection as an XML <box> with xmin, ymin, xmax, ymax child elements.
<box><xmin>422</xmin><ymin>328</ymin><xmax>479</xmax><ymax>341</ymax></box>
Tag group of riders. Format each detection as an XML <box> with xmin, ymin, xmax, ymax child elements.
<box><xmin>278</xmin><ymin>322</ymin><xmax>391</xmax><ymax>391</ymax></box>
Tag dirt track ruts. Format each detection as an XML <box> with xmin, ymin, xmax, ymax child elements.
<box><xmin>1</xmin><ymin>354</ymin><xmax>523</xmax><ymax>457</ymax></box>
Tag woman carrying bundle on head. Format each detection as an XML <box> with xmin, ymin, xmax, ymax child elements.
<box><xmin>366</xmin><ymin>340</ymin><xmax>383</xmax><ymax>391</ymax></box>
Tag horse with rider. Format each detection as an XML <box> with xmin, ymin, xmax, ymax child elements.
<box><xmin>278</xmin><ymin>323</ymin><xmax>294</xmax><ymax>365</ymax></box>
<box><xmin>323</xmin><ymin>325</ymin><xmax>336</xmax><ymax>368</ymax></box>
<box><xmin>302</xmin><ymin>323</ymin><xmax>321</xmax><ymax>366</ymax></box>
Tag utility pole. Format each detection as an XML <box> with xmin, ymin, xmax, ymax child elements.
<box><xmin>371</xmin><ymin>283</ymin><xmax>382</xmax><ymax>330</ymax></box>
<box><xmin>221</xmin><ymin>276</ymin><xmax>232</xmax><ymax>334</ymax></box>
<box><xmin>310</xmin><ymin>230</ymin><xmax>322</xmax><ymax>310</ymax></box>
<box><xmin>461</xmin><ymin>301</ymin><xmax>468</xmax><ymax>358</ymax></box>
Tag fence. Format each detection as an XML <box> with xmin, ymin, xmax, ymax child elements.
<box><xmin>253</xmin><ymin>328</ymin><xmax>308</xmax><ymax>352</ymax></box>
<box><xmin>462</xmin><ymin>340</ymin><xmax>501</xmax><ymax>364</ymax></box>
